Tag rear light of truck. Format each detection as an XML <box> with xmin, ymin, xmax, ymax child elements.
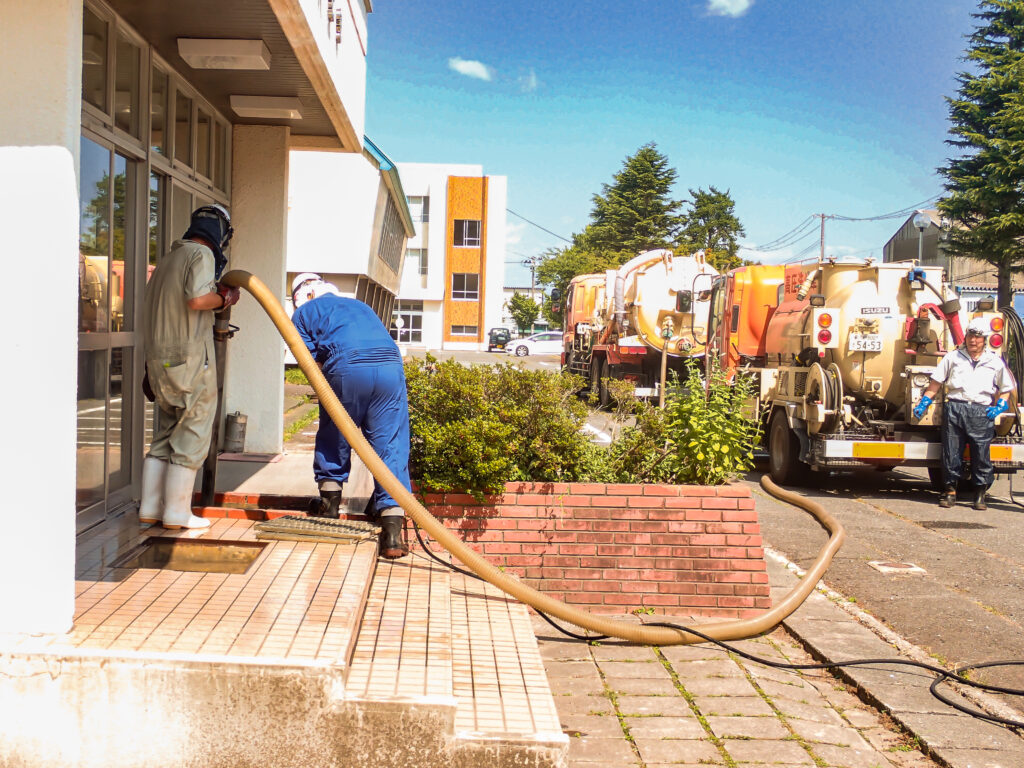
<box><xmin>817</xmin><ymin>313</ymin><xmax>833</xmax><ymax>328</ymax></box>
<box><xmin>991</xmin><ymin>317</ymin><xmax>1005</xmax><ymax>332</ymax></box>
<box><xmin>817</xmin><ymin>329</ymin><xmax>832</xmax><ymax>345</ymax></box>
<box><xmin>991</xmin><ymin>333</ymin><xmax>1004</xmax><ymax>348</ymax></box>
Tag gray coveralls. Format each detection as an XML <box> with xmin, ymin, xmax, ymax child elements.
<box><xmin>930</xmin><ymin>347</ymin><xmax>1014</xmax><ymax>489</ymax></box>
<box><xmin>142</xmin><ymin>239</ymin><xmax>219</xmax><ymax>469</ymax></box>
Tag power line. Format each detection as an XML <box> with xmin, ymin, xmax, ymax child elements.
<box><xmin>506</xmin><ymin>208</ymin><xmax>573</xmax><ymax>243</ymax></box>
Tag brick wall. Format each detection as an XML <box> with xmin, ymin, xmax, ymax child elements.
<box><xmin>414</xmin><ymin>482</ymin><xmax>770</xmax><ymax>618</ymax></box>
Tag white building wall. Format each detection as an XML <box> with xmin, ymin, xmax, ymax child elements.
<box><xmin>0</xmin><ymin>0</ymin><xmax>82</xmax><ymax>634</ymax></box>
<box><xmin>483</xmin><ymin>175</ymin><xmax>508</xmax><ymax>339</ymax></box>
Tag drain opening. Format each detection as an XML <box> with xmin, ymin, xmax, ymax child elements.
<box><xmin>111</xmin><ymin>537</ymin><xmax>266</xmax><ymax>575</ymax></box>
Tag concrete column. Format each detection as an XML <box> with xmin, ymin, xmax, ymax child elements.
<box><xmin>0</xmin><ymin>0</ymin><xmax>82</xmax><ymax>634</ymax></box>
<box><xmin>225</xmin><ymin>125</ymin><xmax>289</xmax><ymax>454</ymax></box>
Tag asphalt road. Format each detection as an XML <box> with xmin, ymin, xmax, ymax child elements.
<box><xmin>740</xmin><ymin>464</ymin><xmax>1024</xmax><ymax>717</ymax></box>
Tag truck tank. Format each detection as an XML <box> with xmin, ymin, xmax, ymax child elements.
<box><xmin>764</xmin><ymin>260</ymin><xmax>959</xmax><ymax>408</ymax></box>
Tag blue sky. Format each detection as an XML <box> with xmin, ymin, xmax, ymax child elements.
<box><xmin>365</xmin><ymin>0</ymin><xmax>980</xmax><ymax>286</ymax></box>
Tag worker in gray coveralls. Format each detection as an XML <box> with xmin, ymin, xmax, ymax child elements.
<box><xmin>913</xmin><ymin>317</ymin><xmax>1015</xmax><ymax>511</ymax></box>
<box><xmin>138</xmin><ymin>204</ymin><xmax>240</xmax><ymax>529</ymax></box>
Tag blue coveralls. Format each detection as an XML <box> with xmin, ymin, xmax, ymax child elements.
<box><xmin>292</xmin><ymin>295</ymin><xmax>411</xmax><ymax>511</ymax></box>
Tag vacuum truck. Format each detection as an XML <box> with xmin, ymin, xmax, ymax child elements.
<box><xmin>706</xmin><ymin>257</ymin><xmax>1024</xmax><ymax>486</ymax></box>
<box><xmin>561</xmin><ymin>249</ymin><xmax>718</xmax><ymax>405</ymax></box>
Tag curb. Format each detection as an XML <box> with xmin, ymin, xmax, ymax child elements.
<box><xmin>766</xmin><ymin>547</ymin><xmax>1024</xmax><ymax>767</ymax></box>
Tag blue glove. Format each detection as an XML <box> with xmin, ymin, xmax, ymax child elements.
<box><xmin>986</xmin><ymin>398</ymin><xmax>1009</xmax><ymax>420</ymax></box>
<box><xmin>912</xmin><ymin>396</ymin><xmax>933</xmax><ymax>419</ymax></box>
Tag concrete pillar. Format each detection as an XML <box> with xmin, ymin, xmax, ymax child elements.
<box><xmin>0</xmin><ymin>0</ymin><xmax>82</xmax><ymax>633</ymax></box>
<box><xmin>225</xmin><ymin>126</ymin><xmax>289</xmax><ymax>454</ymax></box>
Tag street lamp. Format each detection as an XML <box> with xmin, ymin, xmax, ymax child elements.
<box><xmin>912</xmin><ymin>210</ymin><xmax>930</xmax><ymax>264</ymax></box>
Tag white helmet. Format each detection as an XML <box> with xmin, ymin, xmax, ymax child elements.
<box><xmin>291</xmin><ymin>272</ymin><xmax>341</xmax><ymax>309</ymax></box>
<box><xmin>966</xmin><ymin>317</ymin><xmax>990</xmax><ymax>338</ymax></box>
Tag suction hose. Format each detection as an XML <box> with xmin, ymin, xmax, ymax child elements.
<box><xmin>222</xmin><ymin>270</ymin><xmax>846</xmax><ymax>645</ymax></box>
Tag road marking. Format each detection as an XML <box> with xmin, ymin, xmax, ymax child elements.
<box><xmin>582</xmin><ymin>423</ymin><xmax>611</xmax><ymax>444</ymax></box>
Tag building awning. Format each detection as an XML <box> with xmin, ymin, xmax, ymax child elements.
<box><xmin>363</xmin><ymin>136</ymin><xmax>416</xmax><ymax>237</ymax></box>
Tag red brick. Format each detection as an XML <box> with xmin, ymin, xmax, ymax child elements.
<box><xmin>596</xmin><ymin>544</ymin><xmax>634</xmax><ymax>557</ymax></box>
<box><xmin>639</xmin><ymin>569</ymin><xmax>677</xmax><ymax>581</ymax></box>
<box><xmin>622</xmin><ymin>580</ymin><xmax>654</xmax><ymax>593</ymax></box>
<box><xmin>723</xmin><ymin>510</ymin><xmax>758</xmax><ymax>522</ymax></box>
<box><xmin>726</xmin><ymin>535</ymin><xmax>762</xmax><ymax>547</ymax></box>
<box><xmin>503</xmin><ymin>482</ymin><xmax>532</xmax><ymax>493</ymax></box>
<box><xmin>558</xmin><ymin>543</ymin><xmax>597</xmax><ymax>556</ymax></box>
<box><xmin>592</xmin><ymin>520</ymin><xmax>631</xmax><ymax>532</ymax></box>
<box><xmin>502</xmin><ymin>554</ymin><xmax>543</xmax><ymax>567</ymax></box>
<box><xmin>640</xmin><ymin>594</ymin><xmax>680</xmax><ymax>606</ymax></box>
<box><xmin>551</xmin><ymin>494</ymin><xmax>592</xmax><ymax>506</ymax></box>
<box><xmin>499</xmin><ymin>505</ymin><xmax>538</xmax><ymax>518</ymax></box>
<box><xmin>689</xmin><ymin>534</ymin><xmax>727</xmax><ymax>546</ymax></box>
<box><xmin>716</xmin><ymin>485</ymin><xmax>751</xmax><ymax>497</ymax></box>
<box><xmin>672</xmin><ymin>546</ymin><xmax>710</xmax><ymax>558</ymax></box>
<box><xmin>667</xmin><ymin>521</ymin><xmax>705</xmax><ymax>534</ymax></box>
<box><xmin>709</xmin><ymin>546</ymin><xmax>749</xmax><ymax>559</ymax></box>
<box><xmin>603</xmin><ymin>593</ymin><xmax>642</xmax><ymax>605</ymax></box>
<box><xmin>598</xmin><ymin>569</ymin><xmax>641</xmax><ymax>581</ymax></box>
<box><xmin>481</xmin><ymin>518</ymin><xmax>518</xmax><ymax>530</ymax></box>
<box><xmin>421</xmin><ymin>493</ymin><xmax>446</xmax><ymax>504</ymax></box>
<box><xmin>751</xmin><ymin>572</ymin><xmax>770</xmax><ymax>584</ymax></box>
<box><xmin>516</xmin><ymin>493</ymin><xmax>553</xmax><ymax>506</ymax></box>
<box><xmin>735</xmin><ymin>584</ymin><xmax>771</xmax><ymax>596</ymax></box>
<box><xmin>566</xmin><ymin>483</ymin><xmax>609</xmax><ymax>495</ymax></box>
<box><xmin>553</xmin><ymin>518</ymin><xmax>590</xmax><ymax>531</ymax></box>
<box><xmin>663</xmin><ymin>497</ymin><xmax>702</xmax><ymax>509</ymax></box>
<box><xmin>697</xmin><ymin>583</ymin><xmax>737</xmax><ymax>596</ymax></box>
<box><xmin>573</xmin><ymin>507</ymin><xmax>613</xmax><ymax>519</ymax></box>
<box><xmin>730</xmin><ymin>560</ymin><xmax>767</xmax><ymax>571</ymax></box>
<box><xmin>561</xmin><ymin>592</ymin><xmax>604</xmax><ymax>604</ymax></box>
<box><xmin>606</xmin><ymin>483</ymin><xmax>645</xmax><ymax>496</ymax></box>
<box><xmin>613</xmin><ymin>533</ymin><xmax>651</xmax><ymax>545</ymax></box>
<box><xmin>465</xmin><ymin>530</ymin><xmax>507</xmax><ymax>543</ymax></box>
<box><xmin>576</xmin><ymin>532</ymin><xmax>615</xmax><ymax>544</ymax></box>
<box><xmin>626</xmin><ymin>496</ymin><xmax>666</xmax><ymax>508</ymax></box>
<box><xmin>718</xmin><ymin>596</ymin><xmax>756</xmax><ymax>608</ymax></box>
<box><xmin>685</xmin><ymin>508</ymin><xmax>725</xmax><ymax>521</ymax></box>
<box><xmin>755</xmin><ymin>597</ymin><xmax>772</xmax><ymax>609</ymax></box>
<box><xmin>538</xmin><ymin>567</ymin><xmax>566</xmax><ymax>579</ymax></box>
<box><xmin>654</xmin><ymin>558</ymin><xmax>694</xmax><ymax>571</ymax></box>
<box><xmin>442</xmin><ymin>492</ymin><xmax>480</xmax><ymax>505</ymax></box>
<box><xmin>683</xmin><ymin>595</ymin><xmax>718</xmax><ymax>607</ymax></box>
<box><xmin>579</xmin><ymin>556</ymin><xmax>619</xmax><ymax>569</ymax></box>
<box><xmin>582</xmin><ymin>580</ymin><xmax>616</xmax><ymax>592</ymax></box>
<box><xmin>644</xmin><ymin>546</ymin><xmax>676</xmax><ymax>557</ymax></box>
<box><xmin>591</xmin><ymin>496</ymin><xmax>629</xmax><ymax>508</ymax></box>
<box><xmin>643</xmin><ymin>485</ymin><xmax>681</xmax><ymax>496</ymax></box>
<box><xmin>702</xmin><ymin>498</ymin><xmax>738</xmax><ymax>510</ymax></box>
<box><xmin>562</xmin><ymin>568</ymin><xmax>604</xmax><ymax>580</ymax></box>
<box><xmin>657</xmin><ymin>582</ymin><xmax>698</xmax><ymax>595</ymax></box>
<box><xmin>521</xmin><ymin>543</ymin><xmax>555</xmax><ymax>555</ymax></box>
<box><xmin>737</xmin><ymin>498</ymin><xmax>756</xmax><ymax>510</ymax></box>
<box><xmin>504</xmin><ymin>530</ymin><xmax>549</xmax><ymax>543</ymax></box>
<box><xmin>538</xmin><ymin>579</ymin><xmax>583</xmax><ymax>592</ymax></box>
<box><xmin>619</xmin><ymin>508</ymin><xmax>651</xmax><ymax>520</ymax></box>
<box><xmin>483</xmin><ymin>543</ymin><xmax>521</xmax><ymax>554</ymax></box>
<box><xmin>648</xmin><ymin>509</ymin><xmax>687</xmax><ymax>521</ymax></box>
<box><xmin>711</xmin><ymin>572</ymin><xmax>752</xmax><ymax>584</ymax></box>
<box><xmin>614</xmin><ymin>557</ymin><xmax>658</xmax><ymax>569</ymax></box>
<box><xmin>746</xmin><ymin>547</ymin><xmax>765</xmax><ymax>559</ymax></box>
<box><xmin>705</xmin><ymin>523</ymin><xmax>743</xmax><ymax>535</ymax></box>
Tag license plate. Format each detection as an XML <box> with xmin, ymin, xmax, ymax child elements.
<box><xmin>849</xmin><ymin>332</ymin><xmax>882</xmax><ymax>352</ymax></box>
<box><xmin>852</xmin><ymin>442</ymin><xmax>904</xmax><ymax>459</ymax></box>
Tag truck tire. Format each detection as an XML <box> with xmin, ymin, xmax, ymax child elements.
<box><xmin>768</xmin><ymin>410</ymin><xmax>809</xmax><ymax>486</ymax></box>
<box><xmin>589</xmin><ymin>356</ymin><xmax>601</xmax><ymax>395</ymax></box>
<box><xmin>598</xmin><ymin>358</ymin><xmax>612</xmax><ymax>409</ymax></box>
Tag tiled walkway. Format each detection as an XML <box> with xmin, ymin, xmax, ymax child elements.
<box><xmin>536</xmin><ymin>615</ymin><xmax>942</xmax><ymax>768</ymax></box>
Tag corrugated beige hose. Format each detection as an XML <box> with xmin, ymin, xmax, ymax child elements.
<box><xmin>223</xmin><ymin>270</ymin><xmax>845</xmax><ymax>645</ymax></box>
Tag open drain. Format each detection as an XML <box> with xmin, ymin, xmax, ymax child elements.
<box><xmin>868</xmin><ymin>561</ymin><xmax>927</xmax><ymax>575</ymax></box>
<box><xmin>254</xmin><ymin>515</ymin><xmax>380</xmax><ymax>544</ymax></box>
<box><xmin>920</xmin><ymin>521</ymin><xmax>994</xmax><ymax>530</ymax></box>
<box><xmin>112</xmin><ymin>537</ymin><xmax>266</xmax><ymax>574</ymax></box>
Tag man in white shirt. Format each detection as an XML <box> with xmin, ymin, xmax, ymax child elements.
<box><xmin>913</xmin><ymin>317</ymin><xmax>1015</xmax><ymax>510</ymax></box>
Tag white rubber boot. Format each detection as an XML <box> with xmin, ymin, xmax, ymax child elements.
<box><xmin>138</xmin><ymin>456</ymin><xmax>168</xmax><ymax>524</ymax></box>
<box><xmin>161</xmin><ymin>463</ymin><xmax>210</xmax><ymax>530</ymax></box>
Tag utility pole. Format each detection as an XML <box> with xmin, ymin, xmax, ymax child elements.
<box><xmin>819</xmin><ymin>213</ymin><xmax>825</xmax><ymax>262</ymax></box>
<box><xmin>525</xmin><ymin>255</ymin><xmax>540</xmax><ymax>333</ymax></box>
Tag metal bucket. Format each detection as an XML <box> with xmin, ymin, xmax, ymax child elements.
<box><xmin>224</xmin><ymin>411</ymin><xmax>247</xmax><ymax>453</ymax></box>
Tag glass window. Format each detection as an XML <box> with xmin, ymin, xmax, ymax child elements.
<box><xmin>114</xmin><ymin>32</ymin><xmax>140</xmax><ymax>136</ymax></box>
<box><xmin>151</xmin><ymin>66</ymin><xmax>168</xmax><ymax>156</ymax></box>
<box><xmin>148</xmin><ymin>172</ymin><xmax>163</xmax><ymax>270</ymax></box>
<box><xmin>407</xmin><ymin>196</ymin><xmax>430</xmax><ymax>222</ymax></box>
<box><xmin>454</xmin><ymin>219</ymin><xmax>481</xmax><ymax>247</ymax></box>
<box><xmin>107</xmin><ymin>346</ymin><xmax>132</xmax><ymax>493</ymax></box>
<box><xmin>111</xmin><ymin>152</ymin><xmax>135</xmax><ymax>331</ymax></box>
<box><xmin>196</xmin><ymin>108</ymin><xmax>212</xmax><ymax>178</ymax></box>
<box><xmin>214</xmin><ymin>121</ymin><xmax>228</xmax><ymax>190</ymax></box>
<box><xmin>174</xmin><ymin>89</ymin><xmax>192</xmax><ymax>165</ymax></box>
<box><xmin>390</xmin><ymin>300</ymin><xmax>424</xmax><ymax>344</ymax></box>
<box><xmin>171</xmin><ymin>183</ymin><xmax>192</xmax><ymax>244</ymax></box>
<box><xmin>452</xmin><ymin>273</ymin><xmax>480</xmax><ymax>300</ymax></box>
<box><xmin>451</xmin><ymin>325</ymin><xmax>478</xmax><ymax>336</ymax></box>
<box><xmin>79</xmin><ymin>137</ymin><xmax>111</xmax><ymax>333</ymax></box>
<box><xmin>76</xmin><ymin>348</ymin><xmax>107</xmax><ymax>512</ymax></box>
<box><xmin>82</xmin><ymin>7</ymin><xmax>108</xmax><ymax>112</ymax></box>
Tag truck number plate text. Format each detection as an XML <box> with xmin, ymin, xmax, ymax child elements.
<box><xmin>849</xmin><ymin>332</ymin><xmax>882</xmax><ymax>352</ymax></box>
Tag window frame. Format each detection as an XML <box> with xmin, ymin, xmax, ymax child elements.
<box><xmin>453</xmin><ymin>218</ymin><xmax>481</xmax><ymax>248</ymax></box>
<box><xmin>451</xmin><ymin>272</ymin><xmax>480</xmax><ymax>301</ymax></box>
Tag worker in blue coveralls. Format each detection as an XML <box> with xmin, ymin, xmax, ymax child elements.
<box><xmin>290</xmin><ymin>273</ymin><xmax>411</xmax><ymax>559</ymax></box>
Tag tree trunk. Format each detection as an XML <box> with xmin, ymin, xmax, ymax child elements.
<box><xmin>998</xmin><ymin>264</ymin><xmax>1013</xmax><ymax>310</ymax></box>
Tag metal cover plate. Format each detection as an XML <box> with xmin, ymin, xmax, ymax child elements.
<box><xmin>852</xmin><ymin>442</ymin><xmax>905</xmax><ymax>459</ymax></box>
<box><xmin>254</xmin><ymin>515</ymin><xmax>380</xmax><ymax>544</ymax></box>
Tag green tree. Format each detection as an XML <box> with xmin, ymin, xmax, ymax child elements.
<box><xmin>535</xmin><ymin>246</ymin><xmax>614</xmax><ymax>328</ymax></box>
<box><xmin>938</xmin><ymin>0</ymin><xmax>1024</xmax><ymax>308</ymax></box>
<box><xmin>679</xmin><ymin>186</ymin><xmax>747</xmax><ymax>273</ymax></box>
<box><xmin>586</xmin><ymin>142</ymin><xmax>685</xmax><ymax>261</ymax></box>
<box><xmin>505</xmin><ymin>291</ymin><xmax>541</xmax><ymax>333</ymax></box>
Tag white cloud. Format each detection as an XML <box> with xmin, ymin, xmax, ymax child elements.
<box><xmin>518</xmin><ymin>69</ymin><xmax>539</xmax><ymax>93</ymax></box>
<box><xmin>506</xmin><ymin>221</ymin><xmax>526</xmax><ymax>248</ymax></box>
<box><xmin>448</xmin><ymin>57</ymin><xmax>493</xmax><ymax>81</ymax></box>
<box><xmin>706</xmin><ymin>0</ymin><xmax>753</xmax><ymax>18</ymax></box>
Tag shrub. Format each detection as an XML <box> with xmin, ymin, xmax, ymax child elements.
<box><xmin>284</xmin><ymin>366</ymin><xmax>310</xmax><ymax>386</ymax></box>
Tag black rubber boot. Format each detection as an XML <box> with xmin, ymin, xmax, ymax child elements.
<box><xmin>309</xmin><ymin>490</ymin><xmax>342</xmax><ymax>519</ymax></box>
<box><xmin>938</xmin><ymin>486</ymin><xmax>956</xmax><ymax>508</ymax></box>
<box><xmin>973</xmin><ymin>486</ymin><xmax>987</xmax><ymax>511</ymax></box>
<box><xmin>379</xmin><ymin>515</ymin><xmax>409</xmax><ymax>559</ymax></box>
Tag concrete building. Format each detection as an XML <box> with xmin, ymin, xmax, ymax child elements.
<box><xmin>501</xmin><ymin>285</ymin><xmax>550</xmax><ymax>333</ymax></box>
<box><xmin>1</xmin><ymin>0</ymin><xmax>374</xmax><ymax>636</ymax></box>
<box><xmin>390</xmin><ymin>163</ymin><xmax>507</xmax><ymax>351</ymax></box>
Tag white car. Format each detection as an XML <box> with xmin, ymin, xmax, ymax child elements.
<box><xmin>506</xmin><ymin>331</ymin><xmax>563</xmax><ymax>357</ymax></box>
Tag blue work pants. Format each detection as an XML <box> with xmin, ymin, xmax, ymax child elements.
<box><xmin>942</xmin><ymin>400</ymin><xmax>995</xmax><ymax>489</ymax></box>
<box><xmin>314</xmin><ymin>360</ymin><xmax>412</xmax><ymax>511</ymax></box>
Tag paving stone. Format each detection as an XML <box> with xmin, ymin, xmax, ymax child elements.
<box><xmin>603</xmin><ymin>676</ymin><xmax>679</xmax><ymax>695</ymax></box>
<box><xmin>692</xmin><ymin>695</ymin><xmax>774</xmax><ymax>717</ymax></box>
<box><xmin>745</xmin><ymin>662</ymin><xmax>814</xmax><ymax>687</ymax></box>
<box><xmin>838</xmin><ymin>706</ymin><xmax>885</xmax><ymax>729</ymax></box>
<box><xmin>646</xmin><ymin>764</ymin><xmax>724</xmax><ymax>768</ymax></box>
<box><xmin>537</xmin><ymin>639</ymin><xmax>592</xmax><ymax>662</ymax></box>
<box><xmin>787</xmin><ymin>719</ymin><xmax>872</xmax><ymax>749</ymax></box>
<box><xmin>658</xmin><ymin>644</ymin><xmax>725</xmax><ymax>663</ymax></box>
<box><xmin>559</xmin><ymin>713</ymin><xmax>624</xmax><ymax>739</ymax></box>
<box><xmin>705</xmin><ymin>714</ymin><xmax>789</xmax><ymax>740</ymax></box>
<box><xmin>916</xmin><ymin>748</ymin><xmax>1022</xmax><ymax>768</ymax></box>
<box><xmin>551</xmin><ymin>693</ymin><xmax>612</xmax><ymax>715</ymax></box>
<box><xmin>753</xmin><ymin>676</ymin><xmax>819</xmax><ymax>703</ymax></box>
<box><xmin>770</xmin><ymin>696</ymin><xmax>846</xmax><ymax>725</ymax></box>
<box><xmin>597</xmin><ymin>660</ymin><xmax>672</xmax><ymax>679</ymax></box>
<box><xmin>546</xmin><ymin>660</ymin><xmax>604</xmax><ymax>679</ymax></box>
<box><xmin>588</xmin><ymin>643</ymin><xmax>659</xmax><ymax>662</ymax></box>
<box><xmin>567</xmin><ymin>735</ymin><xmax>637</xmax><ymax>764</ymax></box>
<box><xmin>548</xmin><ymin>674</ymin><xmax>605</xmax><ymax>696</ymax></box>
<box><xmin>634</xmin><ymin>736</ymin><xmax>720</xmax><ymax>764</ymax></box>
<box><xmin>808</xmin><ymin>742</ymin><xmax>895</xmax><ymax>768</ymax></box>
<box><xmin>895</xmin><ymin>712</ymin><xmax>1024</xmax><ymax>751</ymax></box>
<box><xmin>723</xmin><ymin>738</ymin><xmax>816</xmax><ymax>765</ymax></box>
<box><xmin>622</xmin><ymin>716</ymin><xmax>704</xmax><ymax>739</ymax></box>
<box><xmin>666</xmin><ymin>658</ymin><xmax>743</xmax><ymax>679</ymax></box>
<box><xmin>617</xmin><ymin>695</ymin><xmax>695</xmax><ymax>717</ymax></box>
<box><xmin>679</xmin><ymin>675</ymin><xmax>760</xmax><ymax>697</ymax></box>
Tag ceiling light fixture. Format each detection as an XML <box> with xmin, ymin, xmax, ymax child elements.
<box><xmin>229</xmin><ymin>96</ymin><xmax>303</xmax><ymax>120</ymax></box>
<box><xmin>177</xmin><ymin>39</ymin><xmax>271</xmax><ymax>70</ymax></box>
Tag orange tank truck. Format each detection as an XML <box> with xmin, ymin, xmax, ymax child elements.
<box><xmin>707</xmin><ymin>258</ymin><xmax>1024</xmax><ymax>486</ymax></box>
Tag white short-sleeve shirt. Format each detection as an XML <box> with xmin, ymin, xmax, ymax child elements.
<box><xmin>930</xmin><ymin>348</ymin><xmax>1014</xmax><ymax>405</ymax></box>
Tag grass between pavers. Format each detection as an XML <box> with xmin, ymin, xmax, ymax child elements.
<box><xmin>283</xmin><ymin>403</ymin><xmax>318</xmax><ymax>442</ymax></box>
<box><xmin>591</xmin><ymin>652</ymin><xmax>644</xmax><ymax>765</ymax></box>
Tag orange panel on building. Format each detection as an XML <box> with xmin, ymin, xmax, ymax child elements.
<box><xmin>444</xmin><ymin>176</ymin><xmax>489</xmax><ymax>344</ymax></box>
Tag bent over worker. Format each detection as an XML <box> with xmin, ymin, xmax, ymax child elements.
<box><xmin>290</xmin><ymin>273</ymin><xmax>411</xmax><ymax>559</ymax></box>
<box><xmin>139</xmin><ymin>204</ymin><xmax>240</xmax><ymax>529</ymax></box>
<box><xmin>913</xmin><ymin>317</ymin><xmax>1015</xmax><ymax>511</ymax></box>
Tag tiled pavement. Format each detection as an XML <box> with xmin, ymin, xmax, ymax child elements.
<box><xmin>535</xmin><ymin>614</ymin><xmax>941</xmax><ymax>768</ymax></box>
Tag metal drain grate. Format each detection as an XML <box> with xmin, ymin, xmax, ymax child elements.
<box><xmin>254</xmin><ymin>515</ymin><xmax>380</xmax><ymax>544</ymax></box>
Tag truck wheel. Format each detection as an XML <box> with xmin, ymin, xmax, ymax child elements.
<box><xmin>768</xmin><ymin>410</ymin><xmax>808</xmax><ymax>486</ymax></box>
<box><xmin>599</xmin><ymin>358</ymin><xmax>612</xmax><ymax>410</ymax></box>
<box><xmin>589</xmin><ymin>357</ymin><xmax>601</xmax><ymax>395</ymax></box>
